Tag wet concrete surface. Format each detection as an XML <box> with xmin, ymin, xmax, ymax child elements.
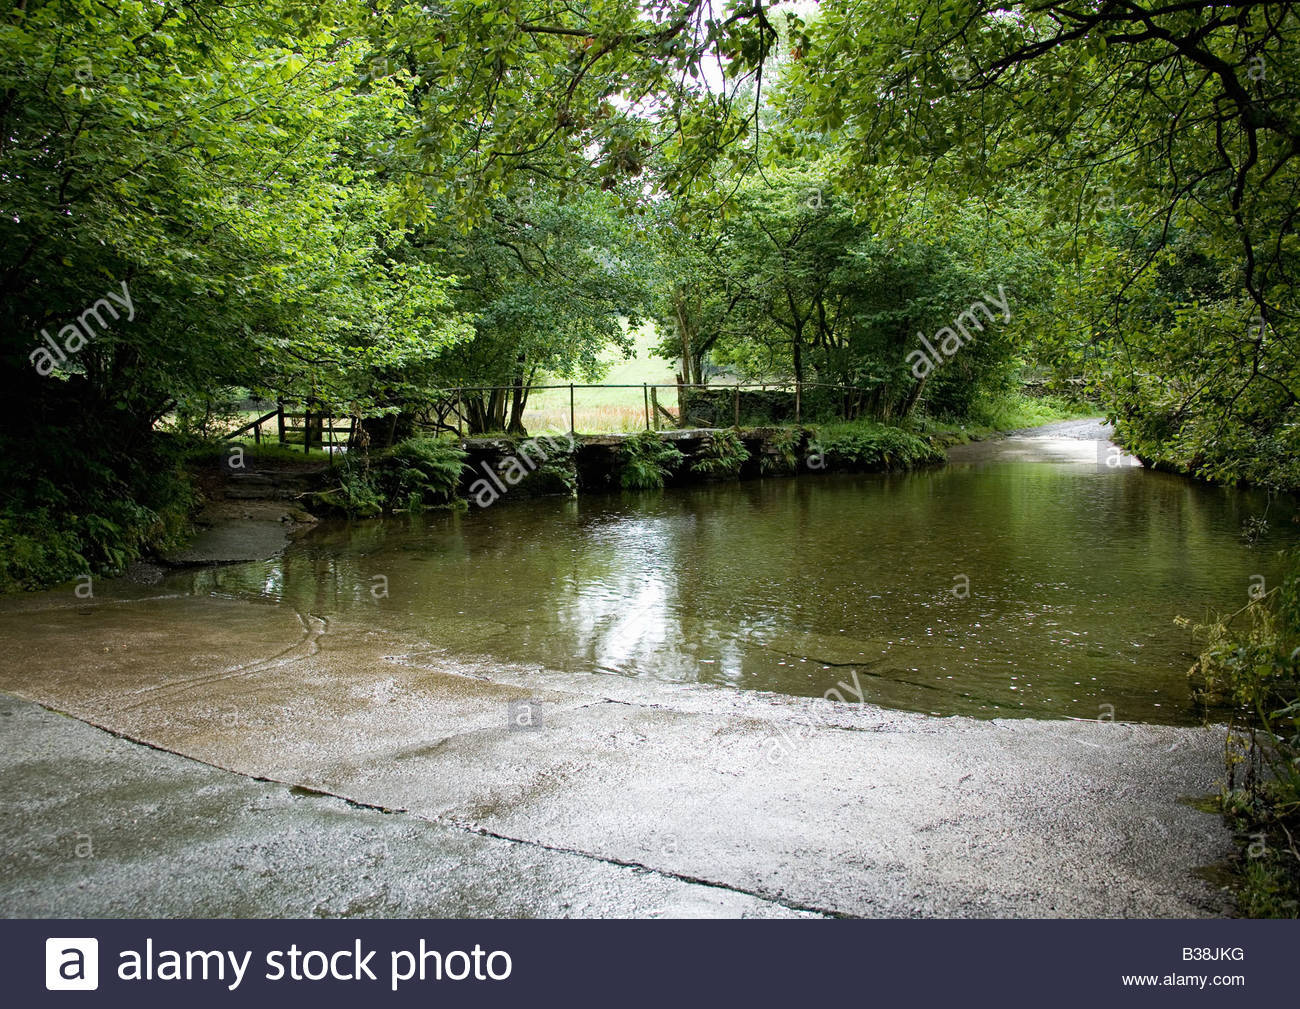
<box><xmin>1005</xmin><ymin>418</ymin><xmax>1115</xmax><ymax>440</ymax></box>
<box><xmin>161</xmin><ymin>500</ymin><xmax>317</xmax><ymax>566</ymax></box>
<box><xmin>947</xmin><ymin>417</ymin><xmax>1137</xmax><ymax>466</ymax></box>
<box><xmin>0</xmin><ymin>695</ymin><xmax>812</xmax><ymax>918</ymax></box>
<box><xmin>0</xmin><ymin>596</ymin><xmax>1235</xmax><ymax>918</ymax></box>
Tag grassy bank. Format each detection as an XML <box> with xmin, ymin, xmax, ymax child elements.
<box><xmin>918</xmin><ymin>391</ymin><xmax>1101</xmax><ymax>446</ymax></box>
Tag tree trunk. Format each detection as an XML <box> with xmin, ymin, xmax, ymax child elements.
<box><xmin>506</xmin><ymin>376</ymin><xmax>528</xmax><ymax>436</ymax></box>
<box><xmin>901</xmin><ymin>373</ymin><xmax>928</xmax><ymax>419</ymax></box>
<box><xmin>792</xmin><ymin>322</ymin><xmax>804</xmax><ymax>385</ymax></box>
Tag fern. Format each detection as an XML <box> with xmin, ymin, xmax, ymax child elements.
<box><xmin>691</xmin><ymin>429</ymin><xmax>749</xmax><ymax>478</ymax></box>
<box><xmin>760</xmin><ymin>427</ymin><xmax>802</xmax><ymax>475</ymax></box>
<box><xmin>810</xmin><ymin>422</ymin><xmax>944</xmax><ymax>471</ymax></box>
<box><xmin>620</xmin><ymin>432</ymin><xmax>684</xmax><ymax>489</ymax></box>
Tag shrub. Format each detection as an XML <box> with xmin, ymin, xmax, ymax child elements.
<box><xmin>1183</xmin><ymin>552</ymin><xmax>1300</xmax><ymax>916</ymax></box>
<box><xmin>760</xmin><ymin>427</ymin><xmax>803</xmax><ymax>475</ymax></box>
<box><xmin>313</xmin><ymin>437</ymin><xmax>466</xmax><ymax>516</ymax></box>
<box><xmin>0</xmin><ymin>433</ymin><xmax>195</xmax><ymax>592</ymax></box>
<box><xmin>619</xmin><ymin>431</ymin><xmax>684</xmax><ymax>489</ymax></box>
<box><xmin>691</xmin><ymin>429</ymin><xmax>749</xmax><ymax>478</ymax></box>
<box><xmin>808</xmin><ymin>421</ymin><xmax>945</xmax><ymax>471</ymax></box>
<box><xmin>379</xmin><ymin>437</ymin><xmax>467</xmax><ymax>509</ymax></box>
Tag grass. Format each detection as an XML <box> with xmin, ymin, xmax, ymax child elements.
<box><xmin>523</xmin><ymin>321</ymin><xmax>680</xmax><ymax>433</ymax></box>
<box><xmin>525</xmin><ymin>404</ymin><xmax>653</xmax><ymax>434</ymax></box>
<box><xmin>196</xmin><ymin>439</ymin><xmax>337</xmax><ymax>465</ymax></box>
<box><xmin>919</xmin><ymin>391</ymin><xmax>1100</xmax><ymax>445</ymax></box>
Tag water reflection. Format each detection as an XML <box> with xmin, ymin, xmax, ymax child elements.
<box><xmin>186</xmin><ymin>462</ymin><xmax>1298</xmax><ymax>726</ymax></box>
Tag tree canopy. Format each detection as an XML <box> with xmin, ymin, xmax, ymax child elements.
<box><xmin>3</xmin><ymin>0</ymin><xmax>1298</xmax><ymax>587</ymax></box>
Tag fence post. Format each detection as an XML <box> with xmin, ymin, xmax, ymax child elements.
<box><xmin>277</xmin><ymin>400</ymin><xmax>286</xmax><ymax>445</ymax></box>
<box><xmin>644</xmin><ymin>383</ymin><xmax>651</xmax><ymax>431</ymax></box>
<box><xmin>733</xmin><ymin>385</ymin><xmax>740</xmax><ymax>428</ymax></box>
<box><xmin>795</xmin><ymin>380</ymin><xmax>802</xmax><ymax>425</ymax></box>
<box><xmin>650</xmin><ymin>386</ymin><xmax>660</xmax><ymax>431</ymax></box>
<box><xmin>456</xmin><ymin>388</ymin><xmax>463</xmax><ymax>438</ymax></box>
<box><xmin>302</xmin><ymin>407</ymin><xmax>311</xmax><ymax>455</ymax></box>
<box><xmin>569</xmin><ymin>384</ymin><xmax>575</xmax><ymax>435</ymax></box>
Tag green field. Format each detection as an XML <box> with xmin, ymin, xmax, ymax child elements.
<box><xmin>523</xmin><ymin>321</ymin><xmax>681</xmax><ymax>433</ymax></box>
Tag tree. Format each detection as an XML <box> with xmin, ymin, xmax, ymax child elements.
<box><xmin>0</xmin><ymin>0</ymin><xmax>468</xmax><ymax>584</ymax></box>
<box><xmin>783</xmin><ymin>0</ymin><xmax>1300</xmax><ymax>485</ymax></box>
<box><xmin>654</xmin><ymin>168</ymin><xmax>1040</xmax><ymax>420</ymax></box>
<box><xmin>422</xmin><ymin>188</ymin><xmax>654</xmax><ymax>434</ymax></box>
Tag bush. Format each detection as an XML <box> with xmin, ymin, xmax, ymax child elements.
<box><xmin>808</xmin><ymin>421</ymin><xmax>945</xmax><ymax>471</ymax></box>
<box><xmin>0</xmin><ymin>433</ymin><xmax>195</xmax><ymax>592</ymax></box>
<box><xmin>760</xmin><ymin>427</ymin><xmax>803</xmax><ymax>475</ymax></box>
<box><xmin>691</xmin><ymin>429</ymin><xmax>749</xmax><ymax>478</ymax></box>
<box><xmin>620</xmin><ymin>431</ymin><xmax>684</xmax><ymax>489</ymax></box>
<box><xmin>1118</xmin><ymin>404</ymin><xmax>1300</xmax><ymax>495</ymax></box>
<box><xmin>1183</xmin><ymin>552</ymin><xmax>1300</xmax><ymax>916</ymax></box>
<box><xmin>381</xmin><ymin>437</ymin><xmax>467</xmax><ymax>508</ymax></box>
<box><xmin>313</xmin><ymin>437</ymin><xmax>466</xmax><ymax>516</ymax></box>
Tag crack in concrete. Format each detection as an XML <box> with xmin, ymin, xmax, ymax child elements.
<box><xmin>16</xmin><ymin>694</ymin><xmax>849</xmax><ymax>919</ymax></box>
<box><xmin>455</xmin><ymin>823</ymin><xmax>849</xmax><ymax>919</ymax></box>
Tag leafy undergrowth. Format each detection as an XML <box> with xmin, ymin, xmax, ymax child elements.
<box><xmin>1115</xmin><ymin>405</ymin><xmax>1300</xmax><ymax>495</ymax></box>
<box><xmin>311</xmin><ymin>437</ymin><xmax>466</xmax><ymax>516</ymax></box>
<box><xmin>691</xmin><ymin>429</ymin><xmax>749</xmax><ymax>478</ymax></box>
<box><xmin>619</xmin><ymin>431</ymin><xmax>685</xmax><ymax>489</ymax></box>
<box><xmin>808</xmin><ymin>421</ymin><xmax>945</xmax><ymax>471</ymax></box>
<box><xmin>1183</xmin><ymin>553</ymin><xmax>1300</xmax><ymax>917</ymax></box>
<box><xmin>921</xmin><ymin>391</ymin><xmax>1100</xmax><ymax>445</ymax></box>
<box><xmin>760</xmin><ymin>427</ymin><xmax>803</xmax><ymax>475</ymax></box>
<box><xmin>0</xmin><ymin>433</ymin><xmax>195</xmax><ymax>592</ymax></box>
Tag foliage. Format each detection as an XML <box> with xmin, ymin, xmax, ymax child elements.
<box><xmin>0</xmin><ymin>0</ymin><xmax>475</xmax><ymax>585</ymax></box>
<box><xmin>654</xmin><ymin>168</ymin><xmax>1044</xmax><ymax>422</ymax></box>
<box><xmin>6</xmin><ymin>0</ymin><xmax>1299</xmax><ymax>585</ymax></box>
<box><xmin>809</xmin><ymin>422</ymin><xmax>945</xmax><ymax>472</ymax></box>
<box><xmin>424</xmin><ymin>191</ymin><xmax>654</xmax><ymax>434</ymax></box>
<box><xmin>314</xmin><ymin>438</ymin><xmax>466</xmax><ymax>517</ymax></box>
<box><xmin>785</xmin><ymin>0</ymin><xmax>1300</xmax><ymax>493</ymax></box>
<box><xmin>1183</xmin><ymin>554</ymin><xmax>1300</xmax><ymax>916</ymax></box>
<box><xmin>619</xmin><ymin>432</ymin><xmax>684</xmax><ymax>490</ymax></box>
<box><xmin>760</xmin><ymin>427</ymin><xmax>803</xmax><ymax>475</ymax></box>
<box><xmin>964</xmin><ymin>392</ymin><xmax>1097</xmax><ymax>432</ymax></box>
<box><xmin>691</xmin><ymin>429</ymin><xmax>749</xmax><ymax>478</ymax></box>
<box><xmin>363</xmin><ymin>1</ymin><xmax>790</xmax><ymax>219</ymax></box>
<box><xmin>0</xmin><ymin>433</ymin><xmax>194</xmax><ymax>591</ymax></box>
<box><xmin>528</xmin><ymin>457</ymin><xmax>580</xmax><ymax>499</ymax></box>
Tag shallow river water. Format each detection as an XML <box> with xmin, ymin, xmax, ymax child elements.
<box><xmin>177</xmin><ymin>434</ymin><xmax>1297</xmax><ymax>727</ymax></box>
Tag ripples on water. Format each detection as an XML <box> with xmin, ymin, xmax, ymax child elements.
<box><xmin>191</xmin><ymin>457</ymin><xmax>1298</xmax><ymax>726</ymax></box>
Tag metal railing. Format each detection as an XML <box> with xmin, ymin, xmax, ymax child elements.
<box><xmin>222</xmin><ymin>381</ymin><xmax>889</xmax><ymax>444</ymax></box>
<box><xmin>429</xmin><ymin>380</ymin><xmax>885</xmax><ymax>435</ymax></box>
